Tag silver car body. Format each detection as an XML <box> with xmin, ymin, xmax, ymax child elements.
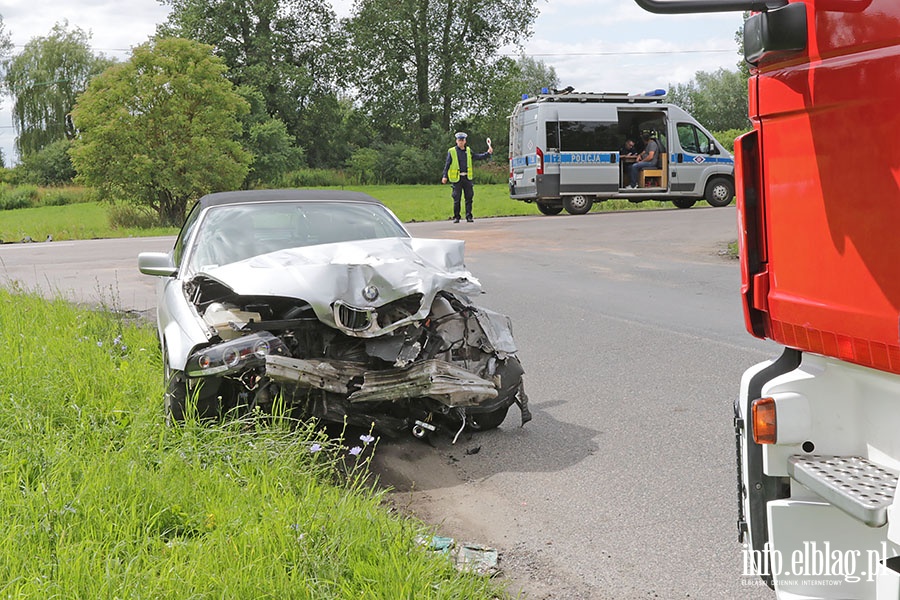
<box><xmin>139</xmin><ymin>189</ymin><xmax>528</xmax><ymax>436</ymax></box>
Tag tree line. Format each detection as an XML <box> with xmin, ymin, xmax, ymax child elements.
<box><xmin>0</xmin><ymin>4</ymin><xmax>750</xmax><ymax>225</ymax></box>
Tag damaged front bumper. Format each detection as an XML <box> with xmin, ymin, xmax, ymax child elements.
<box><xmin>266</xmin><ymin>354</ymin><xmax>498</xmax><ymax>407</ymax></box>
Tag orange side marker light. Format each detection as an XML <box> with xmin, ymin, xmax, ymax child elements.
<box><xmin>751</xmin><ymin>397</ymin><xmax>777</xmax><ymax>445</ymax></box>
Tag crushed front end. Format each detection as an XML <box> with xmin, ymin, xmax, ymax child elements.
<box><xmin>179</xmin><ymin>239</ymin><xmax>531</xmax><ymax>439</ymax></box>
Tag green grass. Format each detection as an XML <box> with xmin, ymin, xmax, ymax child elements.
<box><xmin>0</xmin><ymin>202</ymin><xmax>176</xmax><ymax>242</ymax></box>
<box><xmin>317</xmin><ymin>184</ymin><xmax>694</xmax><ymax>222</ymax></box>
<box><xmin>0</xmin><ymin>287</ymin><xmax>506</xmax><ymax>598</ymax></box>
<box><xmin>0</xmin><ymin>184</ymin><xmax>721</xmax><ymax>243</ymax></box>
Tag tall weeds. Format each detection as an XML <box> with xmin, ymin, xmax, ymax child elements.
<box><xmin>0</xmin><ymin>288</ymin><xmax>504</xmax><ymax>598</ymax></box>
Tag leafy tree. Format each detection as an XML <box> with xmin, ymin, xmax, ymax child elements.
<box><xmin>3</xmin><ymin>22</ymin><xmax>114</xmax><ymax>160</ymax></box>
<box><xmin>235</xmin><ymin>85</ymin><xmax>304</xmax><ymax>186</ymax></box>
<box><xmin>345</xmin><ymin>0</ymin><xmax>538</xmax><ymax>136</ymax></box>
<box><xmin>19</xmin><ymin>138</ymin><xmax>76</xmax><ymax>185</ymax></box>
<box><xmin>463</xmin><ymin>55</ymin><xmax>559</xmax><ymax>159</ymax></box>
<box><xmin>158</xmin><ymin>0</ymin><xmax>343</xmax><ymax>166</ymax></box>
<box><xmin>667</xmin><ymin>67</ymin><xmax>749</xmax><ymax>131</ymax></box>
<box><xmin>736</xmin><ymin>11</ymin><xmax>751</xmax><ymax>79</ymax></box>
<box><xmin>346</xmin><ymin>147</ymin><xmax>381</xmax><ymax>184</ymax></box>
<box><xmin>69</xmin><ymin>37</ymin><xmax>251</xmax><ymax>226</ymax></box>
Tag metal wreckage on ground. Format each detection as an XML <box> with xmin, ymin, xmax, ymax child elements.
<box><xmin>139</xmin><ymin>190</ymin><xmax>531</xmax><ymax>440</ymax></box>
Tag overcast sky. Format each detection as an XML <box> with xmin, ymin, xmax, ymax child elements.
<box><xmin>0</xmin><ymin>0</ymin><xmax>744</xmax><ymax>165</ymax></box>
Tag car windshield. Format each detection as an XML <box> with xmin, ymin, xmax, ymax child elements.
<box><xmin>187</xmin><ymin>200</ymin><xmax>409</xmax><ymax>273</ymax></box>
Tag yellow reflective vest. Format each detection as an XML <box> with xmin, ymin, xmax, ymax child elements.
<box><xmin>447</xmin><ymin>147</ymin><xmax>473</xmax><ymax>182</ymax></box>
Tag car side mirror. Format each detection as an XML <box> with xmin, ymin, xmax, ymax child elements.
<box><xmin>138</xmin><ymin>252</ymin><xmax>177</xmax><ymax>277</ymax></box>
<box><xmin>709</xmin><ymin>146</ymin><xmax>720</xmax><ymax>155</ymax></box>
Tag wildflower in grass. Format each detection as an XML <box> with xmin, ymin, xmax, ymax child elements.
<box><xmin>360</xmin><ymin>434</ymin><xmax>375</xmax><ymax>444</ymax></box>
<box><xmin>97</xmin><ymin>340</ymin><xmax>103</xmax><ymax>347</ymax></box>
<box><xmin>309</xmin><ymin>443</ymin><xmax>322</xmax><ymax>453</ymax></box>
<box><xmin>349</xmin><ymin>446</ymin><xmax>362</xmax><ymax>456</ymax></box>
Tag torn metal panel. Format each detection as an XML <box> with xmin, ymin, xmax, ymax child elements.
<box><xmin>348</xmin><ymin>359</ymin><xmax>498</xmax><ymax>407</ymax></box>
<box><xmin>265</xmin><ymin>355</ymin><xmax>366</xmax><ymax>394</ymax></box>
<box><xmin>472</xmin><ymin>307</ymin><xmax>518</xmax><ymax>356</ymax></box>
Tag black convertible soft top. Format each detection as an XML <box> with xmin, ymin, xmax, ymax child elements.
<box><xmin>196</xmin><ymin>189</ymin><xmax>384</xmax><ymax>209</ymax></box>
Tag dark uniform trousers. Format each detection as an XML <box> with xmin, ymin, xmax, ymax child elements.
<box><xmin>452</xmin><ymin>175</ymin><xmax>474</xmax><ymax>220</ymax></box>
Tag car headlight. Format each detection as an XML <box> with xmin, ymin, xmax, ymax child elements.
<box><xmin>185</xmin><ymin>332</ymin><xmax>287</xmax><ymax>377</ymax></box>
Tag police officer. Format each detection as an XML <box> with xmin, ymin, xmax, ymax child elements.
<box><xmin>441</xmin><ymin>132</ymin><xmax>492</xmax><ymax>223</ymax></box>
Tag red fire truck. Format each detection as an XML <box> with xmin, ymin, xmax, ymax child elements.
<box><xmin>636</xmin><ymin>1</ymin><xmax>900</xmax><ymax>598</ymax></box>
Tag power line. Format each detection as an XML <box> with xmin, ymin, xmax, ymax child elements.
<box><xmin>505</xmin><ymin>49</ymin><xmax>736</xmax><ymax>57</ymax></box>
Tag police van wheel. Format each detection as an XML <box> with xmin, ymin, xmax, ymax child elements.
<box><xmin>705</xmin><ymin>177</ymin><xmax>735</xmax><ymax>207</ymax></box>
<box><xmin>672</xmin><ymin>198</ymin><xmax>696</xmax><ymax>209</ymax></box>
<box><xmin>537</xmin><ymin>202</ymin><xmax>563</xmax><ymax>216</ymax></box>
<box><xmin>564</xmin><ymin>195</ymin><xmax>593</xmax><ymax>215</ymax></box>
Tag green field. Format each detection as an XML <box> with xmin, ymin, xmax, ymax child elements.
<box><xmin>0</xmin><ymin>184</ymin><xmax>700</xmax><ymax>242</ymax></box>
<box><xmin>0</xmin><ymin>288</ymin><xmax>506</xmax><ymax>598</ymax></box>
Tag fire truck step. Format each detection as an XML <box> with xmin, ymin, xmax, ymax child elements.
<box><xmin>788</xmin><ymin>455</ymin><xmax>899</xmax><ymax>527</ymax></box>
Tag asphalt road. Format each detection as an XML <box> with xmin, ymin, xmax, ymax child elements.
<box><xmin>0</xmin><ymin>205</ymin><xmax>777</xmax><ymax>599</ymax></box>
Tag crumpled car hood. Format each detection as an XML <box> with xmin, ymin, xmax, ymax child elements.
<box><xmin>193</xmin><ymin>237</ymin><xmax>482</xmax><ymax>334</ymax></box>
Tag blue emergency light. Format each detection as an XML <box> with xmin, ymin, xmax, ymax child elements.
<box><xmin>644</xmin><ymin>89</ymin><xmax>667</xmax><ymax>96</ymax></box>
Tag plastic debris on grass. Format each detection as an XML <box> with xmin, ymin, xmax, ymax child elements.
<box><xmin>418</xmin><ymin>535</ymin><xmax>500</xmax><ymax>576</ymax></box>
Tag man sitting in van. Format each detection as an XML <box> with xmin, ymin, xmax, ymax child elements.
<box><xmin>629</xmin><ymin>132</ymin><xmax>660</xmax><ymax>188</ymax></box>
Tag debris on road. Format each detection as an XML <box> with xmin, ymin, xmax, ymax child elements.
<box><xmin>418</xmin><ymin>535</ymin><xmax>500</xmax><ymax>576</ymax></box>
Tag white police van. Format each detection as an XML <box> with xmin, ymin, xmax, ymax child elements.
<box><xmin>508</xmin><ymin>89</ymin><xmax>735</xmax><ymax>214</ymax></box>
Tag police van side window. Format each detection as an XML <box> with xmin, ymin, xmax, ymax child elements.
<box><xmin>546</xmin><ymin>122</ymin><xmax>560</xmax><ymax>150</ymax></box>
<box><xmin>677</xmin><ymin>122</ymin><xmax>713</xmax><ymax>154</ymax></box>
<box><xmin>559</xmin><ymin>121</ymin><xmax>619</xmax><ymax>151</ymax></box>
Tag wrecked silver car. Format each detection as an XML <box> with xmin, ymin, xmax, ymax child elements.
<box><xmin>138</xmin><ymin>190</ymin><xmax>530</xmax><ymax>439</ymax></box>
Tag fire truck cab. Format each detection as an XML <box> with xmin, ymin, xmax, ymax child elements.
<box><xmin>635</xmin><ymin>1</ymin><xmax>900</xmax><ymax>598</ymax></box>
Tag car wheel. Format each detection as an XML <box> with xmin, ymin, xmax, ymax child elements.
<box><xmin>537</xmin><ymin>202</ymin><xmax>563</xmax><ymax>216</ymax></box>
<box><xmin>705</xmin><ymin>177</ymin><xmax>735</xmax><ymax>207</ymax></box>
<box><xmin>672</xmin><ymin>198</ymin><xmax>696</xmax><ymax>209</ymax></box>
<box><xmin>466</xmin><ymin>406</ymin><xmax>510</xmax><ymax>432</ymax></box>
<box><xmin>163</xmin><ymin>346</ymin><xmax>188</xmax><ymax>422</ymax></box>
<box><xmin>564</xmin><ymin>195</ymin><xmax>593</xmax><ymax>215</ymax></box>
<box><xmin>163</xmin><ymin>345</ymin><xmax>219</xmax><ymax>422</ymax></box>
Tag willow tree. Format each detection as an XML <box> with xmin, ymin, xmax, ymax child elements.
<box><xmin>70</xmin><ymin>37</ymin><xmax>251</xmax><ymax>226</ymax></box>
<box><xmin>0</xmin><ymin>16</ymin><xmax>10</xmax><ymax>68</ymax></box>
<box><xmin>3</xmin><ymin>22</ymin><xmax>113</xmax><ymax>159</ymax></box>
<box><xmin>0</xmin><ymin>16</ymin><xmax>12</xmax><ymax>166</ymax></box>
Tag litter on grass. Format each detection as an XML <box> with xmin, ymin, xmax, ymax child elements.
<box><xmin>418</xmin><ymin>535</ymin><xmax>500</xmax><ymax>576</ymax></box>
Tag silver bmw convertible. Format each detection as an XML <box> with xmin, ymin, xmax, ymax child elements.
<box><xmin>138</xmin><ymin>189</ymin><xmax>530</xmax><ymax>438</ymax></box>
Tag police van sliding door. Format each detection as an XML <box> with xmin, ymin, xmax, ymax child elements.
<box><xmin>557</xmin><ymin>120</ymin><xmax>620</xmax><ymax>196</ymax></box>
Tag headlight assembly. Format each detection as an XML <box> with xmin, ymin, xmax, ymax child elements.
<box><xmin>186</xmin><ymin>332</ymin><xmax>288</xmax><ymax>377</ymax></box>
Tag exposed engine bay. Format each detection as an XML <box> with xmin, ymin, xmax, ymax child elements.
<box><xmin>178</xmin><ymin>268</ymin><xmax>531</xmax><ymax>439</ymax></box>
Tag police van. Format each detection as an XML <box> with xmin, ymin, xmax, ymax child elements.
<box><xmin>508</xmin><ymin>89</ymin><xmax>735</xmax><ymax>214</ymax></box>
